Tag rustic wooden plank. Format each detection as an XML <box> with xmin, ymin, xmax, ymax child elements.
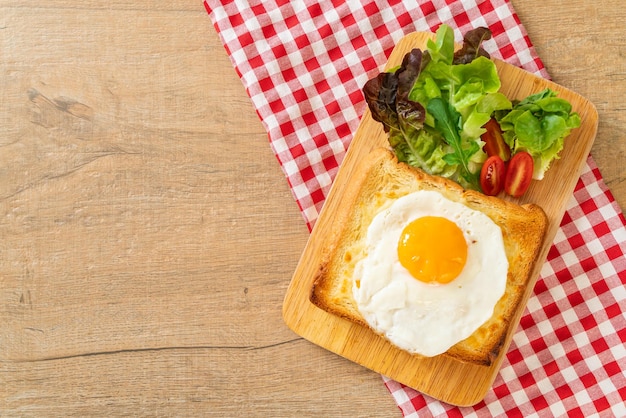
<box><xmin>2</xmin><ymin>342</ymin><xmax>396</xmax><ymax>416</ymax></box>
<box><xmin>0</xmin><ymin>0</ymin><xmax>623</xmax><ymax>416</ymax></box>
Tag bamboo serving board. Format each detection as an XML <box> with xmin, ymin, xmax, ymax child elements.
<box><xmin>282</xmin><ymin>31</ymin><xmax>598</xmax><ymax>406</ymax></box>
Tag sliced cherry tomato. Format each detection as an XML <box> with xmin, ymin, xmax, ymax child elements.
<box><xmin>504</xmin><ymin>151</ymin><xmax>534</xmax><ymax>197</ymax></box>
<box><xmin>481</xmin><ymin>118</ymin><xmax>511</xmax><ymax>161</ymax></box>
<box><xmin>480</xmin><ymin>155</ymin><xmax>506</xmax><ymax>196</ymax></box>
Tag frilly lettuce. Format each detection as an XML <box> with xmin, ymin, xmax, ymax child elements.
<box><xmin>495</xmin><ymin>89</ymin><xmax>581</xmax><ymax>179</ymax></box>
<box><xmin>407</xmin><ymin>24</ymin><xmax>512</xmax><ymax>189</ymax></box>
<box><xmin>362</xmin><ymin>24</ymin><xmax>579</xmax><ymax>191</ymax></box>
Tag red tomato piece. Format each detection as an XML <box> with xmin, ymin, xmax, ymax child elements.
<box><xmin>480</xmin><ymin>155</ymin><xmax>506</xmax><ymax>196</ymax></box>
<box><xmin>504</xmin><ymin>152</ymin><xmax>534</xmax><ymax>197</ymax></box>
<box><xmin>481</xmin><ymin>118</ymin><xmax>511</xmax><ymax>161</ymax></box>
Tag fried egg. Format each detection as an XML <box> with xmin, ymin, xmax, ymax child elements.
<box><xmin>352</xmin><ymin>190</ymin><xmax>508</xmax><ymax>357</ymax></box>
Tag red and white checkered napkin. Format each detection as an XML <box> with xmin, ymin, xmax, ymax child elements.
<box><xmin>204</xmin><ymin>1</ymin><xmax>626</xmax><ymax>415</ymax></box>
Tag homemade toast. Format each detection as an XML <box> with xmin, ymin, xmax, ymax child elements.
<box><xmin>310</xmin><ymin>148</ymin><xmax>548</xmax><ymax>366</ymax></box>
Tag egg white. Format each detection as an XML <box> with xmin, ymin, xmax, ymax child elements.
<box><xmin>352</xmin><ymin>190</ymin><xmax>508</xmax><ymax>357</ymax></box>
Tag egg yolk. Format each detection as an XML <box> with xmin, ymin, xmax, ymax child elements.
<box><xmin>397</xmin><ymin>216</ymin><xmax>468</xmax><ymax>284</ymax></box>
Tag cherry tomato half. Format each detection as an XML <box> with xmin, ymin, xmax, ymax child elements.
<box><xmin>504</xmin><ymin>151</ymin><xmax>534</xmax><ymax>197</ymax></box>
<box><xmin>481</xmin><ymin>118</ymin><xmax>511</xmax><ymax>161</ymax></box>
<box><xmin>480</xmin><ymin>155</ymin><xmax>506</xmax><ymax>196</ymax></box>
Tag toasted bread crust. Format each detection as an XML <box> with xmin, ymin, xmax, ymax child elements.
<box><xmin>310</xmin><ymin>148</ymin><xmax>548</xmax><ymax>366</ymax></box>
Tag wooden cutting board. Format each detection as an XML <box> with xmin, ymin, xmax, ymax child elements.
<box><xmin>282</xmin><ymin>31</ymin><xmax>598</xmax><ymax>406</ymax></box>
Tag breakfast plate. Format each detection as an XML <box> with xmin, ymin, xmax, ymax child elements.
<box><xmin>282</xmin><ymin>31</ymin><xmax>598</xmax><ymax>406</ymax></box>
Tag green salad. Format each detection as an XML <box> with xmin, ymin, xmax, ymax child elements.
<box><xmin>363</xmin><ymin>24</ymin><xmax>580</xmax><ymax>197</ymax></box>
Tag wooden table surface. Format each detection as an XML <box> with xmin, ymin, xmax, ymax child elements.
<box><xmin>1</xmin><ymin>1</ymin><xmax>624</xmax><ymax>416</ymax></box>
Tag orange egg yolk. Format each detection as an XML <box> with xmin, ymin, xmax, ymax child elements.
<box><xmin>397</xmin><ymin>216</ymin><xmax>468</xmax><ymax>284</ymax></box>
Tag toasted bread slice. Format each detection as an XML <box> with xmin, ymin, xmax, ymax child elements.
<box><xmin>310</xmin><ymin>148</ymin><xmax>548</xmax><ymax>366</ymax></box>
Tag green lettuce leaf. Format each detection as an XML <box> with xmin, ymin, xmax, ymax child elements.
<box><xmin>427</xmin><ymin>97</ymin><xmax>480</xmax><ymax>189</ymax></box>
<box><xmin>495</xmin><ymin>88</ymin><xmax>581</xmax><ymax>179</ymax></box>
<box><xmin>426</xmin><ymin>24</ymin><xmax>455</xmax><ymax>64</ymax></box>
<box><xmin>461</xmin><ymin>92</ymin><xmax>512</xmax><ymax>139</ymax></box>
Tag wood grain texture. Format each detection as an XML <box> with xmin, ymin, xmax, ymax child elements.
<box><xmin>0</xmin><ymin>0</ymin><xmax>623</xmax><ymax>416</ymax></box>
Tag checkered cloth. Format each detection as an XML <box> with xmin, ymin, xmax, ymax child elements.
<box><xmin>204</xmin><ymin>1</ymin><xmax>626</xmax><ymax>415</ymax></box>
